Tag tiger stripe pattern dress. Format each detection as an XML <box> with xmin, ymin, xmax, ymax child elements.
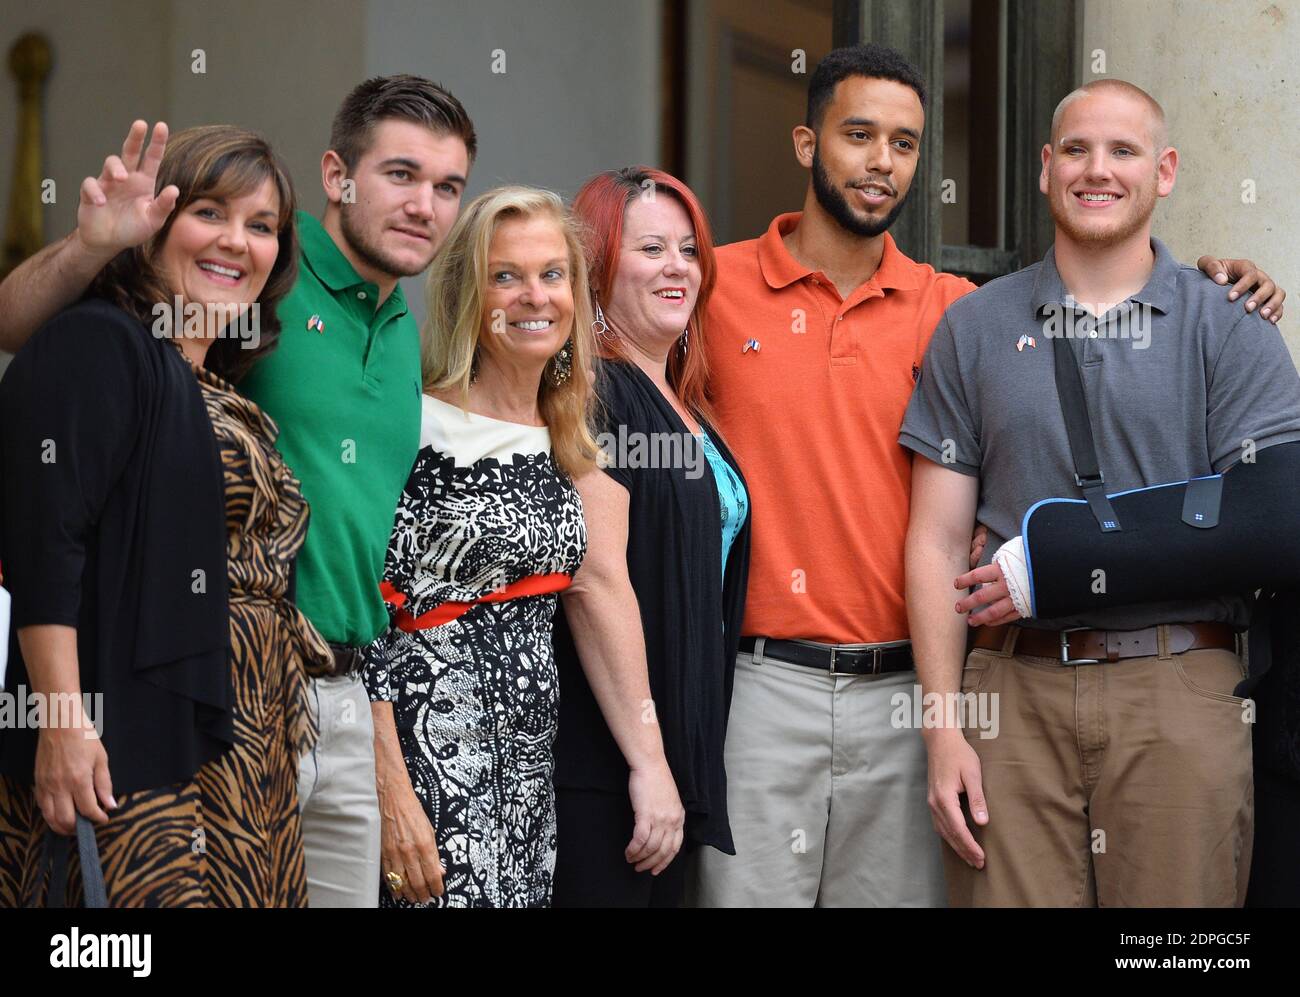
<box><xmin>0</xmin><ymin>358</ymin><xmax>328</xmax><ymax>908</ymax></box>
<box><xmin>191</xmin><ymin>361</ymin><xmax>331</xmax><ymax>908</ymax></box>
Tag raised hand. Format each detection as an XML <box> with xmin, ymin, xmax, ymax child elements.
<box><xmin>75</xmin><ymin>120</ymin><xmax>179</xmax><ymax>259</ymax></box>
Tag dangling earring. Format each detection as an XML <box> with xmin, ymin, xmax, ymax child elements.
<box><xmin>592</xmin><ymin>299</ymin><xmax>609</xmax><ymax>337</ymax></box>
<box><xmin>549</xmin><ymin>337</ymin><xmax>573</xmax><ymax>386</ymax></box>
<box><xmin>469</xmin><ymin>350</ymin><xmax>480</xmax><ymax>385</ymax></box>
<box><xmin>679</xmin><ymin>327</ymin><xmax>689</xmax><ymax>358</ymax></box>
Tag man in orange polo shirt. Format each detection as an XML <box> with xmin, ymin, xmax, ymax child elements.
<box><xmin>689</xmin><ymin>43</ymin><xmax>1283</xmax><ymax>907</ymax></box>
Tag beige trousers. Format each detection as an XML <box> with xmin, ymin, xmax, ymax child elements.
<box><xmin>297</xmin><ymin>674</ymin><xmax>382</xmax><ymax>908</ymax></box>
<box><xmin>945</xmin><ymin>637</ymin><xmax>1254</xmax><ymax>907</ymax></box>
<box><xmin>688</xmin><ymin>646</ymin><xmax>946</xmax><ymax>907</ymax></box>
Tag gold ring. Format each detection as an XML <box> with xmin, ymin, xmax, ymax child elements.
<box><xmin>385</xmin><ymin>870</ymin><xmax>404</xmax><ymax>892</ymax></box>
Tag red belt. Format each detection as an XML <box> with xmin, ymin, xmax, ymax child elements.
<box><xmin>380</xmin><ymin>573</ymin><xmax>572</xmax><ymax>632</ymax></box>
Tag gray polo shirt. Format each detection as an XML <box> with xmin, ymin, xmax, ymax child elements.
<box><xmin>899</xmin><ymin>237</ymin><xmax>1300</xmax><ymax>630</ymax></box>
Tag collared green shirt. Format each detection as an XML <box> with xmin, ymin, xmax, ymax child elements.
<box><xmin>241</xmin><ymin>211</ymin><xmax>422</xmax><ymax>645</ymax></box>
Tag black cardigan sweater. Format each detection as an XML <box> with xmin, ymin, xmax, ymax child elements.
<box><xmin>0</xmin><ymin>299</ymin><xmax>233</xmax><ymax>794</ymax></box>
<box><xmin>552</xmin><ymin>360</ymin><xmax>752</xmax><ymax>853</ymax></box>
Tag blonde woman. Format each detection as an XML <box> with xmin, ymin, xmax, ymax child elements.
<box><xmin>362</xmin><ymin>186</ymin><xmax>597</xmax><ymax>908</ymax></box>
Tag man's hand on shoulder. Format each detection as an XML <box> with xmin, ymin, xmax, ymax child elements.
<box><xmin>1196</xmin><ymin>255</ymin><xmax>1284</xmax><ymax>324</ymax></box>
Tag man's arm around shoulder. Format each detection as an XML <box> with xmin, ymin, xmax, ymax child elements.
<box><xmin>0</xmin><ymin>230</ymin><xmax>114</xmax><ymax>354</ymax></box>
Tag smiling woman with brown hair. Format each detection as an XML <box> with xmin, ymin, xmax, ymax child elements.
<box><xmin>0</xmin><ymin>124</ymin><xmax>330</xmax><ymax>907</ymax></box>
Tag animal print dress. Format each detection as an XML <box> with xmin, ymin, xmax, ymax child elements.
<box><xmin>363</xmin><ymin>395</ymin><xmax>586</xmax><ymax>908</ymax></box>
<box><xmin>0</xmin><ymin>360</ymin><xmax>328</xmax><ymax>907</ymax></box>
<box><xmin>192</xmin><ymin>362</ymin><xmax>331</xmax><ymax>907</ymax></box>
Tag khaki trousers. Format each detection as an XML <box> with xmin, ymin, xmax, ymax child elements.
<box><xmin>945</xmin><ymin>633</ymin><xmax>1253</xmax><ymax>907</ymax></box>
<box><xmin>297</xmin><ymin>674</ymin><xmax>382</xmax><ymax>908</ymax></box>
<box><xmin>688</xmin><ymin>648</ymin><xmax>946</xmax><ymax>907</ymax></box>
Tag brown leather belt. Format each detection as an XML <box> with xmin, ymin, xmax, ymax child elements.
<box><xmin>324</xmin><ymin>642</ymin><xmax>364</xmax><ymax>678</ymax></box>
<box><xmin>973</xmin><ymin>623</ymin><xmax>1237</xmax><ymax>664</ymax></box>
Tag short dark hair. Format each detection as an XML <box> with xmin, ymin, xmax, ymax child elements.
<box><xmin>806</xmin><ymin>43</ymin><xmax>928</xmax><ymax>132</ymax></box>
<box><xmin>329</xmin><ymin>74</ymin><xmax>477</xmax><ymax>171</ymax></box>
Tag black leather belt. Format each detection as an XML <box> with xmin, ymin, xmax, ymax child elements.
<box><xmin>739</xmin><ymin>636</ymin><xmax>913</xmax><ymax>675</ymax></box>
<box><xmin>325</xmin><ymin>642</ymin><xmax>364</xmax><ymax>678</ymax></box>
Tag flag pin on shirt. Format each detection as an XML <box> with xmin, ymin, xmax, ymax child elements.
<box><xmin>742</xmin><ymin>338</ymin><xmax>761</xmax><ymax>353</ymax></box>
<box><xmin>1016</xmin><ymin>334</ymin><xmax>1036</xmax><ymax>352</ymax></box>
<box><xmin>307</xmin><ymin>314</ymin><xmax>325</xmax><ymax>334</ymax></box>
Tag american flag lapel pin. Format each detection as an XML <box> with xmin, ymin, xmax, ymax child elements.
<box><xmin>307</xmin><ymin>314</ymin><xmax>325</xmax><ymax>333</ymax></box>
<box><xmin>1016</xmin><ymin>334</ymin><xmax>1036</xmax><ymax>352</ymax></box>
<box><xmin>742</xmin><ymin>338</ymin><xmax>761</xmax><ymax>353</ymax></box>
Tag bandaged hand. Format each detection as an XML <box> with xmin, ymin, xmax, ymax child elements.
<box><xmin>953</xmin><ymin>537</ymin><xmax>1030</xmax><ymax>626</ymax></box>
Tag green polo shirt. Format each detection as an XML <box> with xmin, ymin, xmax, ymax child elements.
<box><xmin>240</xmin><ymin>211</ymin><xmax>422</xmax><ymax>645</ymax></box>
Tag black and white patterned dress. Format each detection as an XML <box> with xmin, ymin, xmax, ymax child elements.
<box><xmin>362</xmin><ymin>394</ymin><xmax>586</xmax><ymax>908</ymax></box>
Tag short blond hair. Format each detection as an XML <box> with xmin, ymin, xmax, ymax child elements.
<box><xmin>421</xmin><ymin>185</ymin><xmax>598</xmax><ymax>478</ymax></box>
<box><xmin>1050</xmin><ymin>79</ymin><xmax>1167</xmax><ymax>151</ymax></box>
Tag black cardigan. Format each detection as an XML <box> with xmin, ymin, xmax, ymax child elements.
<box><xmin>553</xmin><ymin>360</ymin><xmax>751</xmax><ymax>853</ymax></box>
<box><xmin>0</xmin><ymin>299</ymin><xmax>233</xmax><ymax>794</ymax></box>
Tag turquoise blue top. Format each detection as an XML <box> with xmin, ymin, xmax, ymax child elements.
<box><xmin>700</xmin><ymin>430</ymin><xmax>749</xmax><ymax>579</ymax></box>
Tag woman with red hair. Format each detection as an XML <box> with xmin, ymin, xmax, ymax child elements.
<box><xmin>551</xmin><ymin>168</ymin><xmax>751</xmax><ymax>906</ymax></box>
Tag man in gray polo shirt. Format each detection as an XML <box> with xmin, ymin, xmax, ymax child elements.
<box><xmin>900</xmin><ymin>78</ymin><xmax>1300</xmax><ymax>907</ymax></box>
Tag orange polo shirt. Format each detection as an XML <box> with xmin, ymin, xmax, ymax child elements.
<box><xmin>703</xmin><ymin>212</ymin><xmax>975</xmax><ymax>644</ymax></box>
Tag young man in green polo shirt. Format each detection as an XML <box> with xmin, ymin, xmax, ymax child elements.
<box><xmin>0</xmin><ymin>76</ymin><xmax>475</xmax><ymax>907</ymax></box>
